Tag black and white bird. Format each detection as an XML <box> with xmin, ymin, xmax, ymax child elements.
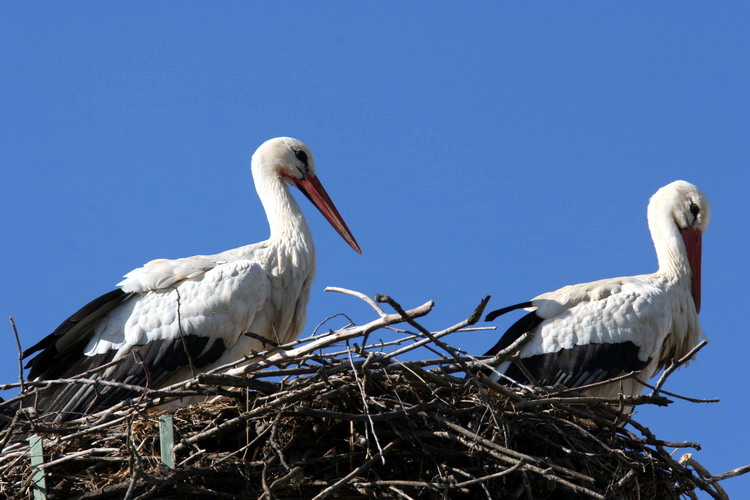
<box><xmin>483</xmin><ymin>180</ymin><xmax>709</xmax><ymax>398</ymax></box>
<box><xmin>20</xmin><ymin>137</ymin><xmax>361</xmax><ymax>421</ymax></box>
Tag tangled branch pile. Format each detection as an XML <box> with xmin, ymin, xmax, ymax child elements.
<box><xmin>0</xmin><ymin>290</ymin><xmax>744</xmax><ymax>499</ymax></box>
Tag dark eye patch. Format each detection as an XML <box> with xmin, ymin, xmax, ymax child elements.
<box><xmin>690</xmin><ymin>202</ymin><xmax>700</xmax><ymax>217</ymax></box>
<box><xmin>294</xmin><ymin>149</ymin><xmax>308</xmax><ymax>167</ymax></box>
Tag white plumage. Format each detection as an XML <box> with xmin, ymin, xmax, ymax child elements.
<box><xmin>484</xmin><ymin>180</ymin><xmax>709</xmax><ymax>398</ymax></box>
<box><xmin>22</xmin><ymin>137</ymin><xmax>360</xmax><ymax>420</ymax></box>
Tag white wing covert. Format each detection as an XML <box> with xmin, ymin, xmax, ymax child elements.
<box><xmin>118</xmin><ymin>255</ymin><xmax>224</xmax><ymax>293</ymax></box>
<box><xmin>529</xmin><ymin>276</ymin><xmax>672</xmax><ymax>361</ymax></box>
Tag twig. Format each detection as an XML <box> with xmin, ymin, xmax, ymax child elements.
<box><xmin>197</xmin><ymin>373</ymin><xmax>279</xmax><ymax>394</ymax></box>
<box><xmin>123</xmin><ymin>416</ymin><xmax>142</xmax><ymax>500</ymax></box>
<box><xmin>325</xmin><ymin>286</ymin><xmax>389</xmax><ymax>318</ymax></box>
<box><xmin>634</xmin><ymin>376</ymin><xmax>719</xmax><ymax>404</ymax></box>
<box><xmin>172</xmin><ymin>288</ymin><xmax>197</xmax><ymax>379</ymax></box>
<box><xmin>651</xmin><ymin>340</ymin><xmax>709</xmax><ymax>395</ymax></box>
<box><xmin>387</xmin><ymin>485</ymin><xmax>417</xmax><ymax>499</ymax></box>
<box><xmin>375</xmin><ymin>294</ymin><xmax>468</xmax><ymax>369</ymax></box>
<box><xmin>311</xmin><ymin>313</ymin><xmax>355</xmax><ymax>336</ymax></box>
<box><xmin>709</xmin><ymin>463</ymin><xmax>750</xmax><ymax>483</ymax></box>
<box><xmin>545</xmin><ymin>370</ymin><xmax>642</xmax><ymax>397</ymax></box>
<box><xmin>244</xmin><ymin>331</ymin><xmax>280</xmax><ymax>348</ymax></box>
<box><xmin>268</xmin><ymin>412</ymin><xmax>290</xmax><ymax>471</ymax></box>
<box><xmin>9</xmin><ymin>316</ymin><xmax>25</xmax><ymax>394</ymax></box>
<box><xmin>453</xmin><ymin>459</ymin><xmax>527</xmax><ymax>488</ymax></box>
<box><xmin>36</xmin><ymin>447</ymin><xmax>120</xmax><ymax>470</ymax></box>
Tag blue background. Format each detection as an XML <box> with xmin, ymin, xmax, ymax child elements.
<box><xmin>2</xmin><ymin>3</ymin><xmax>747</xmax><ymax>496</ymax></box>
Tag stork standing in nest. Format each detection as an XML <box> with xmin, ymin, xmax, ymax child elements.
<box><xmin>484</xmin><ymin>180</ymin><xmax>709</xmax><ymax>398</ymax></box>
<box><xmin>20</xmin><ymin>137</ymin><xmax>361</xmax><ymax>420</ymax></box>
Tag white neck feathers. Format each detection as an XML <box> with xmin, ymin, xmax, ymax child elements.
<box><xmin>649</xmin><ymin>208</ymin><xmax>691</xmax><ymax>280</ymax></box>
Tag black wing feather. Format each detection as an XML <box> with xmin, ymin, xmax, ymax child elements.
<box><xmin>505</xmin><ymin>341</ymin><xmax>650</xmax><ymax>388</ymax></box>
<box><xmin>485</xmin><ymin>301</ymin><xmax>534</xmax><ymax>322</ymax></box>
<box><xmin>19</xmin><ymin>288</ymin><xmax>228</xmax><ymax>421</ymax></box>
<box><xmin>24</xmin><ymin>289</ymin><xmax>129</xmax><ymax>376</ymax></box>
<box><xmin>484</xmin><ymin>310</ymin><xmax>544</xmax><ymax>356</ymax></box>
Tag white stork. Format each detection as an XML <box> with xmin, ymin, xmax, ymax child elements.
<box><xmin>483</xmin><ymin>180</ymin><xmax>710</xmax><ymax>398</ymax></box>
<box><xmin>20</xmin><ymin>137</ymin><xmax>361</xmax><ymax>420</ymax></box>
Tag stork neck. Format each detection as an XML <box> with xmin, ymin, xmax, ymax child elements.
<box><xmin>255</xmin><ymin>173</ymin><xmax>313</xmax><ymax>249</ymax></box>
<box><xmin>651</xmin><ymin>215</ymin><xmax>691</xmax><ymax>282</ymax></box>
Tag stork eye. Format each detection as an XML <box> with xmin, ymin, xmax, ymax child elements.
<box><xmin>293</xmin><ymin>149</ymin><xmax>308</xmax><ymax>167</ymax></box>
<box><xmin>689</xmin><ymin>203</ymin><xmax>700</xmax><ymax>217</ymax></box>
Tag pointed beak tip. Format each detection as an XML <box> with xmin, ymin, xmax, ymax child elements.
<box><xmin>298</xmin><ymin>175</ymin><xmax>362</xmax><ymax>256</ymax></box>
<box><xmin>343</xmin><ymin>234</ymin><xmax>362</xmax><ymax>255</ymax></box>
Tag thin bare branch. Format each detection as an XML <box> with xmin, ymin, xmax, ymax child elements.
<box><xmin>651</xmin><ymin>340</ymin><xmax>709</xmax><ymax>395</ymax></box>
<box><xmin>325</xmin><ymin>286</ymin><xmax>389</xmax><ymax>318</ymax></box>
<box><xmin>9</xmin><ymin>316</ymin><xmax>25</xmax><ymax>394</ymax></box>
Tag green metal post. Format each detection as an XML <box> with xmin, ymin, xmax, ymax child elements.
<box><xmin>28</xmin><ymin>435</ymin><xmax>47</xmax><ymax>500</ymax></box>
<box><xmin>159</xmin><ymin>414</ymin><xmax>175</xmax><ymax>468</ymax></box>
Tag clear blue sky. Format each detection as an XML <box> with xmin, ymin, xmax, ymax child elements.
<box><xmin>2</xmin><ymin>3</ymin><xmax>748</xmax><ymax>496</ymax></box>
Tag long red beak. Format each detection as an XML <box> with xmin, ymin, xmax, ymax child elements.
<box><xmin>680</xmin><ymin>226</ymin><xmax>702</xmax><ymax>313</ymax></box>
<box><xmin>295</xmin><ymin>175</ymin><xmax>362</xmax><ymax>254</ymax></box>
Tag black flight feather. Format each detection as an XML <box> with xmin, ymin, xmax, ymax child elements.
<box><xmin>23</xmin><ymin>289</ymin><xmax>130</xmax><ymax>375</ymax></box>
<box><xmin>485</xmin><ymin>301</ymin><xmax>534</xmax><ymax>322</ymax></box>
<box><xmin>503</xmin><ymin>341</ymin><xmax>650</xmax><ymax>388</ymax></box>
<box><xmin>484</xmin><ymin>309</ymin><xmax>544</xmax><ymax>356</ymax></box>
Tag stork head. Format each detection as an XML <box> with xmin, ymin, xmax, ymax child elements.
<box><xmin>253</xmin><ymin>137</ymin><xmax>317</xmax><ymax>180</ymax></box>
<box><xmin>252</xmin><ymin>137</ymin><xmax>361</xmax><ymax>254</ymax></box>
<box><xmin>648</xmin><ymin>180</ymin><xmax>710</xmax><ymax>312</ymax></box>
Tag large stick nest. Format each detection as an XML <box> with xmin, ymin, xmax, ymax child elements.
<box><xmin>0</xmin><ymin>290</ymin><xmax>743</xmax><ymax>499</ymax></box>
